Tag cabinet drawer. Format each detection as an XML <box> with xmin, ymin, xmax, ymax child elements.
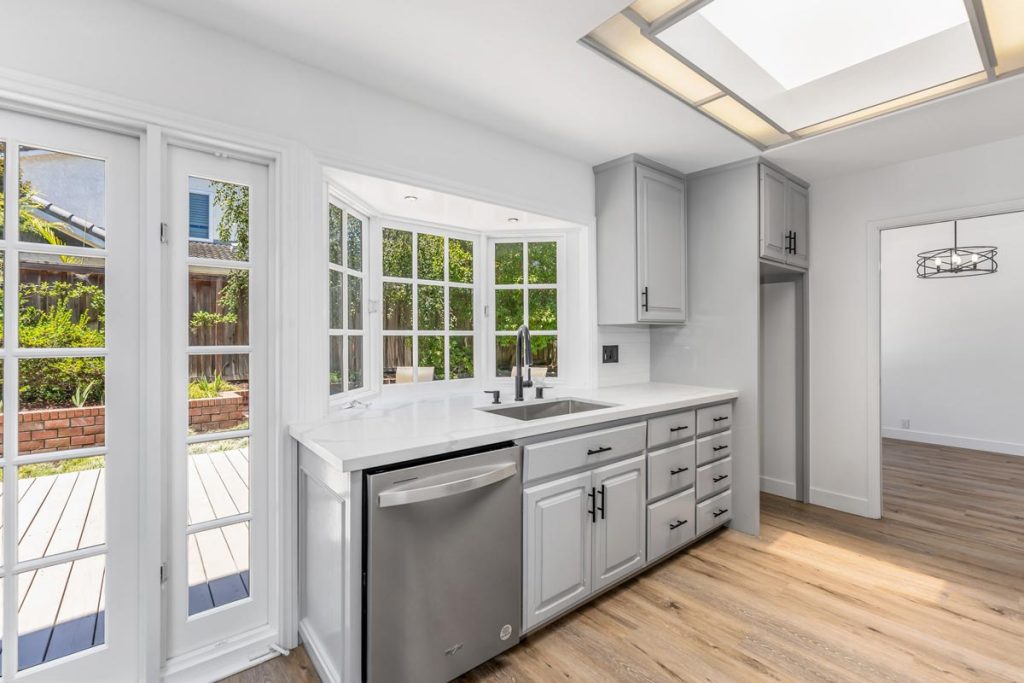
<box><xmin>647</xmin><ymin>410</ymin><xmax>695</xmax><ymax>449</ymax></box>
<box><xmin>696</xmin><ymin>456</ymin><xmax>732</xmax><ymax>500</ymax></box>
<box><xmin>697</xmin><ymin>403</ymin><xmax>732</xmax><ymax>435</ymax></box>
<box><xmin>696</xmin><ymin>489</ymin><xmax>732</xmax><ymax>535</ymax></box>
<box><xmin>524</xmin><ymin>422</ymin><xmax>647</xmax><ymax>483</ymax></box>
<box><xmin>696</xmin><ymin>431</ymin><xmax>731</xmax><ymax>467</ymax></box>
<box><xmin>647</xmin><ymin>488</ymin><xmax>695</xmax><ymax>563</ymax></box>
<box><xmin>647</xmin><ymin>442</ymin><xmax>695</xmax><ymax>501</ymax></box>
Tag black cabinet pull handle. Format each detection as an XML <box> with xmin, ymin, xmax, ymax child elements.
<box><xmin>713</xmin><ymin>445</ymin><xmax>728</xmax><ymax>452</ymax></box>
<box><xmin>713</xmin><ymin>416</ymin><xmax>729</xmax><ymax>422</ymax></box>
<box><xmin>712</xmin><ymin>508</ymin><xmax>729</xmax><ymax>518</ymax></box>
<box><xmin>587</xmin><ymin>488</ymin><xmax>596</xmax><ymax>522</ymax></box>
<box><xmin>597</xmin><ymin>485</ymin><xmax>606</xmax><ymax>520</ymax></box>
<box><xmin>641</xmin><ymin>286</ymin><xmax>649</xmax><ymax>312</ymax></box>
<box><xmin>669</xmin><ymin>425</ymin><xmax>689</xmax><ymax>433</ymax></box>
<box><xmin>587</xmin><ymin>446</ymin><xmax>612</xmax><ymax>456</ymax></box>
<box><xmin>792</xmin><ymin>231</ymin><xmax>797</xmax><ymax>254</ymax></box>
<box><xmin>669</xmin><ymin>520</ymin><xmax>687</xmax><ymax>530</ymax></box>
<box><xmin>669</xmin><ymin>467</ymin><xmax>688</xmax><ymax>475</ymax></box>
<box><xmin>713</xmin><ymin>474</ymin><xmax>729</xmax><ymax>483</ymax></box>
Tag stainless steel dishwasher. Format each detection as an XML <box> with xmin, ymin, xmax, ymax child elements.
<box><xmin>364</xmin><ymin>444</ymin><xmax>522</xmax><ymax>682</ymax></box>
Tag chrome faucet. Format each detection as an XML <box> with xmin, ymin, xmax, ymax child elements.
<box><xmin>514</xmin><ymin>324</ymin><xmax>533</xmax><ymax>402</ymax></box>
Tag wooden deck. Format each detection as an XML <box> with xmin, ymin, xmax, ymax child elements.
<box><xmin>3</xmin><ymin>446</ymin><xmax>250</xmax><ymax>669</ymax></box>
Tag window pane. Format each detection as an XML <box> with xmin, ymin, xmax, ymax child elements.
<box><xmin>532</xmin><ymin>335</ymin><xmax>558</xmax><ymax>378</ymax></box>
<box><xmin>329</xmin><ymin>270</ymin><xmax>343</xmax><ymax>330</ymax></box>
<box><xmin>382</xmin><ymin>228</ymin><xmax>412</xmax><ymax>277</ymax></box>
<box><xmin>418</xmin><ymin>284</ymin><xmax>444</xmax><ymax>331</ymax></box>
<box><xmin>189</xmin><ymin>266</ymin><xmax>249</xmax><ymax>345</ymax></box>
<box><xmin>494</xmin><ymin>243</ymin><xmax>524</xmax><ymax>284</ymax></box>
<box><xmin>188</xmin><ymin>354</ymin><xmax>249</xmax><ymax>435</ymax></box>
<box><xmin>495</xmin><ymin>290</ymin><xmax>523</xmax><ymax>331</ymax></box>
<box><xmin>450</xmin><ymin>336</ymin><xmax>474</xmax><ymax>379</ymax></box>
<box><xmin>19</xmin><ymin>252</ymin><xmax>105</xmax><ymax>348</ymax></box>
<box><xmin>449</xmin><ymin>287</ymin><xmax>473</xmax><ymax>331</ymax></box>
<box><xmin>18</xmin><ymin>456</ymin><xmax>106</xmax><ymax>561</ymax></box>
<box><xmin>19</xmin><ymin>357</ymin><xmax>104</xmax><ymax>456</ymax></box>
<box><xmin>188</xmin><ymin>522</ymin><xmax>250</xmax><ymax>616</ymax></box>
<box><xmin>529</xmin><ymin>289</ymin><xmax>557</xmax><ymax>330</ymax></box>
<box><xmin>188</xmin><ymin>438</ymin><xmax>249</xmax><ymax>525</ymax></box>
<box><xmin>383</xmin><ymin>336</ymin><xmax>413</xmax><ymax>384</ymax></box>
<box><xmin>329</xmin><ymin>335</ymin><xmax>344</xmax><ymax>395</ymax></box>
<box><xmin>449</xmin><ymin>238</ymin><xmax>473</xmax><ymax>283</ymax></box>
<box><xmin>328</xmin><ymin>204</ymin><xmax>343</xmax><ymax>266</ymax></box>
<box><xmin>383</xmin><ymin>282</ymin><xmax>412</xmax><ymax>330</ymax></box>
<box><xmin>348</xmin><ymin>275</ymin><xmax>362</xmax><ymax>330</ymax></box>
<box><xmin>417</xmin><ymin>233</ymin><xmax>445</xmax><ymax>281</ymax></box>
<box><xmin>348</xmin><ymin>336</ymin><xmax>364</xmax><ymax>391</ymax></box>
<box><xmin>418</xmin><ymin>335</ymin><xmax>444</xmax><ymax>381</ymax></box>
<box><xmin>19</xmin><ymin>147</ymin><xmax>104</xmax><ymax>249</ymax></box>
<box><xmin>347</xmin><ymin>214</ymin><xmax>363</xmax><ymax>272</ymax></box>
<box><xmin>495</xmin><ymin>337</ymin><xmax>516</xmax><ymax>377</ymax></box>
<box><xmin>187</xmin><ymin>177</ymin><xmax>249</xmax><ymax>263</ymax></box>
<box><xmin>528</xmin><ymin>241</ymin><xmax>558</xmax><ymax>284</ymax></box>
<box><xmin>0</xmin><ymin>142</ymin><xmax>5</xmax><ymax>239</ymax></box>
<box><xmin>0</xmin><ymin>251</ymin><xmax>5</xmax><ymax>347</ymax></box>
<box><xmin>18</xmin><ymin>555</ymin><xmax>106</xmax><ymax>669</ymax></box>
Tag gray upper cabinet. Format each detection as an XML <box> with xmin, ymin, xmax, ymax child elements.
<box><xmin>595</xmin><ymin>155</ymin><xmax>687</xmax><ymax>325</ymax></box>
<box><xmin>759</xmin><ymin>163</ymin><xmax>809</xmax><ymax>269</ymax></box>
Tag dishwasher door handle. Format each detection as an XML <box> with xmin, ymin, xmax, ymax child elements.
<box><xmin>377</xmin><ymin>462</ymin><xmax>518</xmax><ymax>508</ymax></box>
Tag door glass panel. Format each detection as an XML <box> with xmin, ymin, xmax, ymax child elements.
<box><xmin>18</xmin><ymin>457</ymin><xmax>105</xmax><ymax>561</ymax></box>
<box><xmin>188</xmin><ymin>522</ymin><xmax>250</xmax><ymax>616</ymax></box>
<box><xmin>187</xmin><ymin>177</ymin><xmax>249</xmax><ymax>263</ymax></box>
<box><xmin>188</xmin><ymin>438</ymin><xmax>249</xmax><ymax>525</ymax></box>
<box><xmin>0</xmin><ymin>142</ymin><xmax>5</xmax><ymax>239</ymax></box>
<box><xmin>18</xmin><ymin>357</ymin><xmax>105</xmax><ymax>456</ymax></box>
<box><xmin>19</xmin><ymin>147</ymin><xmax>105</xmax><ymax>249</ymax></box>
<box><xmin>17</xmin><ymin>555</ymin><xmax>106</xmax><ymax>669</ymax></box>
<box><xmin>189</xmin><ymin>266</ymin><xmax>249</xmax><ymax>345</ymax></box>
<box><xmin>0</xmin><ymin>252</ymin><xmax>5</xmax><ymax>348</ymax></box>
<box><xmin>188</xmin><ymin>354</ymin><xmax>249</xmax><ymax>435</ymax></box>
<box><xmin>19</xmin><ymin>252</ymin><xmax>105</xmax><ymax>348</ymax></box>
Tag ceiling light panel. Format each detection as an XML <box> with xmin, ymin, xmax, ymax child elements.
<box><xmin>628</xmin><ymin>0</ymin><xmax>691</xmax><ymax>23</ymax></box>
<box><xmin>980</xmin><ymin>0</ymin><xmax>1024</xmax><ymax>76</ymax></box>
<box><xmin>700</xmin><ymin>96</ymin><xmax>790</xmax><ymax>146</ymax></box>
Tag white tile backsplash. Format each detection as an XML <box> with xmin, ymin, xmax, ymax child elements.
<box><xmin>597</xmin><ymin>326</ymin><xmax>651</xmax><ymax>386</ymax></box>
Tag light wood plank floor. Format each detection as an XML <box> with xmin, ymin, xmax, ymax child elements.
<box><xmin>235</xmin><ymin>439</ymin><xmax>1024</xmax><ymax>682</ymax></box>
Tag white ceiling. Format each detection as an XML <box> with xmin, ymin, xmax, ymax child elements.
<box><xmin>137</xmin><ymin>0</ymin><xmax>1024</xmax><ymax>182</ymax></box>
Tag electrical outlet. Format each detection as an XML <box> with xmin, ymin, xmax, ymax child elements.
<box><xmin>602</xmin><ymin>345</ymin><xmax>619</xmax><ymax>363</ymax></box>
<box><xmin>900</xmin><ymin>419</ymin><xmax>911</xmax><ymax>429</ymax></box>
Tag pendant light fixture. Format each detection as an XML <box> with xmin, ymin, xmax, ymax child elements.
<box><xmin>916</xmin><ymin>220</ymin><xmax>998</xmax><ymax>279</ymax></box>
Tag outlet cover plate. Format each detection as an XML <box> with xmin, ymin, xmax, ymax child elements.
<box><xmin>602</xmin><ymin>345</ymin><xmax>619</xmax><ymax>363</ymax></box>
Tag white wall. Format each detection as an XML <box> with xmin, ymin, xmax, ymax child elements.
<box><xmin>810</xmin><ymin>133</ymin><xmax>1024</xmax><ymax>516</ymax></box>
<box><xmin>880</xmin><ymin>214</ymin><xmax>1024</xmax><ymax>455</ymax></box>
<box><xmin>760</xmin><ymin>281</ymin><xmax>798</xmax><ymax>498</ymax></box>
<box><xmin>597</xmin><ymin>326</ymin><xmax>651</xmax><ymax>386</ymax></box>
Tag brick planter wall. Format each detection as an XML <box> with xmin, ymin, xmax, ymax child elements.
<box><xmin>3</xmin><ymin>391</ymin><xmax>250</xmax><ymax>456</ymax></box>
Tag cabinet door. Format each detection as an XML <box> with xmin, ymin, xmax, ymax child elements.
<box><xmin>760</xmin><ymin>165</ymin><xmax>788</xmax><ymax>263</ymax></box>
<box><xmin>786</xmin><ymin>181</ymin><xmax>809</xmax><ymax>268</ymax></box>
<box><xmin>523</xmin><ymin>471</ymin><xmax>593</xmax><ymax>631</ymax></box>
<box><xmin>592</xmin><ymin>455</ymin><xmax>647</xmax><ymax>591</ymax></box>
<box><xmin>636</xmin><ymin>165</ymin><xmax>686</xmax><ymax>323</ymax></box>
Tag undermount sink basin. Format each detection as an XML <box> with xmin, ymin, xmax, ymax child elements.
<box><xmin>479</xmin><ymin>398</ymin><xmax>617</xmax><ymax>421</ymax></box>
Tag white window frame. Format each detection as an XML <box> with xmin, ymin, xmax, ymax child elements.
<box><xmin>327</xmin><ymin>195</ymin><xmax>369</xmax><ymax>403</ymax></box>
<box><xmin>376</xmin><ymin>219</ymin><xmax>482</xmax><ymax>389</ymax></box>
<box><xmin>486</xmin><ymin>235</ymin><xmax>567</xmax><ymax>384</ymax></box>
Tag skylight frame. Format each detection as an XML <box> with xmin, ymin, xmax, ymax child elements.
<box><xmin>581</xmin><ymin>0</ymin><xmax>1021</xmax><ymax>150</ymax></box>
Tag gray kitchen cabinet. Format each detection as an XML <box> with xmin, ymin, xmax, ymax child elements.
<box><xmin>523</xmin><ymin>471</ymin><xmax>593</xmax><ymax>631</ymax></box>
<box><xmin>592</xmin><ymin>455</ymin><xmax>646</xmax><ymax>591</ymax></box>
<box><xmin>595</xmin><ymin>155</ymin><xmax>687</xmax><ymax>324</ymax></box>
<box><xmin>759</xmin><ymin>163</ymin><xmax>809</xmax><ymax>269</ymax></box>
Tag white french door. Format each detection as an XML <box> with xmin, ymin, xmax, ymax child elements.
<box><xmin>165</xmin><ymin>146</ymin><xmax>270</xmax><ymax>658</ymax></box>
<box><xmin>0</xmin><ymin>110</ymin><xmax>140</xmax><ymax>680</ymax></box>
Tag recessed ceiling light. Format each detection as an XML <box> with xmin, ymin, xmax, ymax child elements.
<box><xmin>507</xmin><ymin>217</ymin><xmax>520</xmax><ymax>223</ymax></box>
<box><xmin>404</xmin><ymin>195</ymin><xmax>418</xmax><ymax>202</ymax></box>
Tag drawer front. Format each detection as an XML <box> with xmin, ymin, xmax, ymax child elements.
<box><xmin>647</xmin><ymin>442</ymin><xmax>695</xmax><ymax>501</ymax></box>
<box><xmin>696</xmin><ymin>456</ymin><xmax>732</xmax><ymax>500</ymax></box>
<box><xmin>647</xmin><ymin>488</ymin><xmax>695</xmax><ymax>563</ymax></box>
<box><xmin>697</xmin><ymin>403</ymin><xmax>732</xmax><ymax>435</ymax></box>
<box><xmin>648</xmin><ymin>410</ymin><xmax>696</xmax><ymax>449</ymax></box>
<box><xmin>696</xmin><ymin>431</ymin><xmax>731</xmax><ymax>467</ymax></box>
<box><xmin>696</xmin><ymin>489</ymin><xmax>732</xmax><ymax>535</ymax></box>
<box><xmin>524</xmin><ymin>422</ymin><xmax>647</xmax><ymax>483</ymax></box>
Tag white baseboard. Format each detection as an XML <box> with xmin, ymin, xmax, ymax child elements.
<box><xmin>760</xmin><ymin>476</ymin><xmax>797</xmax><ymax>499</ymax></box>
<box><xmin>299</xmin><ymin>618</ymin><xmax>341</xmax><ymax>683</ymax></box>
<box><xmin>809</xmin><ymin>487</ymin><xmax>874</xmax><ymax>517</ymax></box>
<box><xmin>162</xmin><ymin>625</ymin><xmax>279</xmax><ymax>683</ymax></box>
<box><xmin>881</xmin><ymin>428</ymin><xmax>1024</xmax><ymax>457</ymax></box>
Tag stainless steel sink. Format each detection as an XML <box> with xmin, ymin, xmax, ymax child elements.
<box><xmin>479</xmin><ymin>398</ymin><xmax>617</xmax><ymax>421</ymax></box>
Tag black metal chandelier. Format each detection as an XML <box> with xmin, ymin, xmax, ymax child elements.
<box><xmin>916</xmin><ymin>221</ymin><xmax>998</xmax><ymax>279</ymax></box>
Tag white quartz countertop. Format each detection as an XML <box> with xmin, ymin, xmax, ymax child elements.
<box><xmin>289</xmin><ymin>383</ymin><xmax>737</xmax><ymax>473</ymax></box>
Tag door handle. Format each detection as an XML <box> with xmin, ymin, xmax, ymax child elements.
<box><xmin>669</xmin><ymin>467</ymin><xmax>688</xmax><ymax>475</ymax></box>
<box><xmin>712</xmin><ymin>508</ymin><xmax>729</xmax><ymax>518</ymax></box>
<box><xmin>669</xmin><ymin>425</ymin><xmax>689</xmax><ymax>433</ymax></box>
<box><xmin>597</xmin><ymin>485</ymin><xmax>606</xmax><ymax>520</ymax></box>
<box><xmin>713</xmin><ymin>474</ymin><xmax>729</xmax><ymax>483</ymax></box>
<box><xmin>377</xmin><ymin>462</ymin><xmax>517</xmax><ymax>508</ymax></box>
<box><xmin>587</xmin><ymin>446</ymin><xmax>612</xmax><ymax>456</ymax></box>
<box><xmin>669</xmin><ymin>519</ymin><xmax>687</xmax><ymax>530</ymax></box>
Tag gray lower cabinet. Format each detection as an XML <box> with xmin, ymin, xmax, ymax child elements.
<box><xmin>523</xmin><ymin>455</ymin><xmax>646</xmax><ymax>631</ymax></box>
<box><xmin>647</xmin><ymin>488</ymin><xmax>696</xmax><ymax>562</ymax></box>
